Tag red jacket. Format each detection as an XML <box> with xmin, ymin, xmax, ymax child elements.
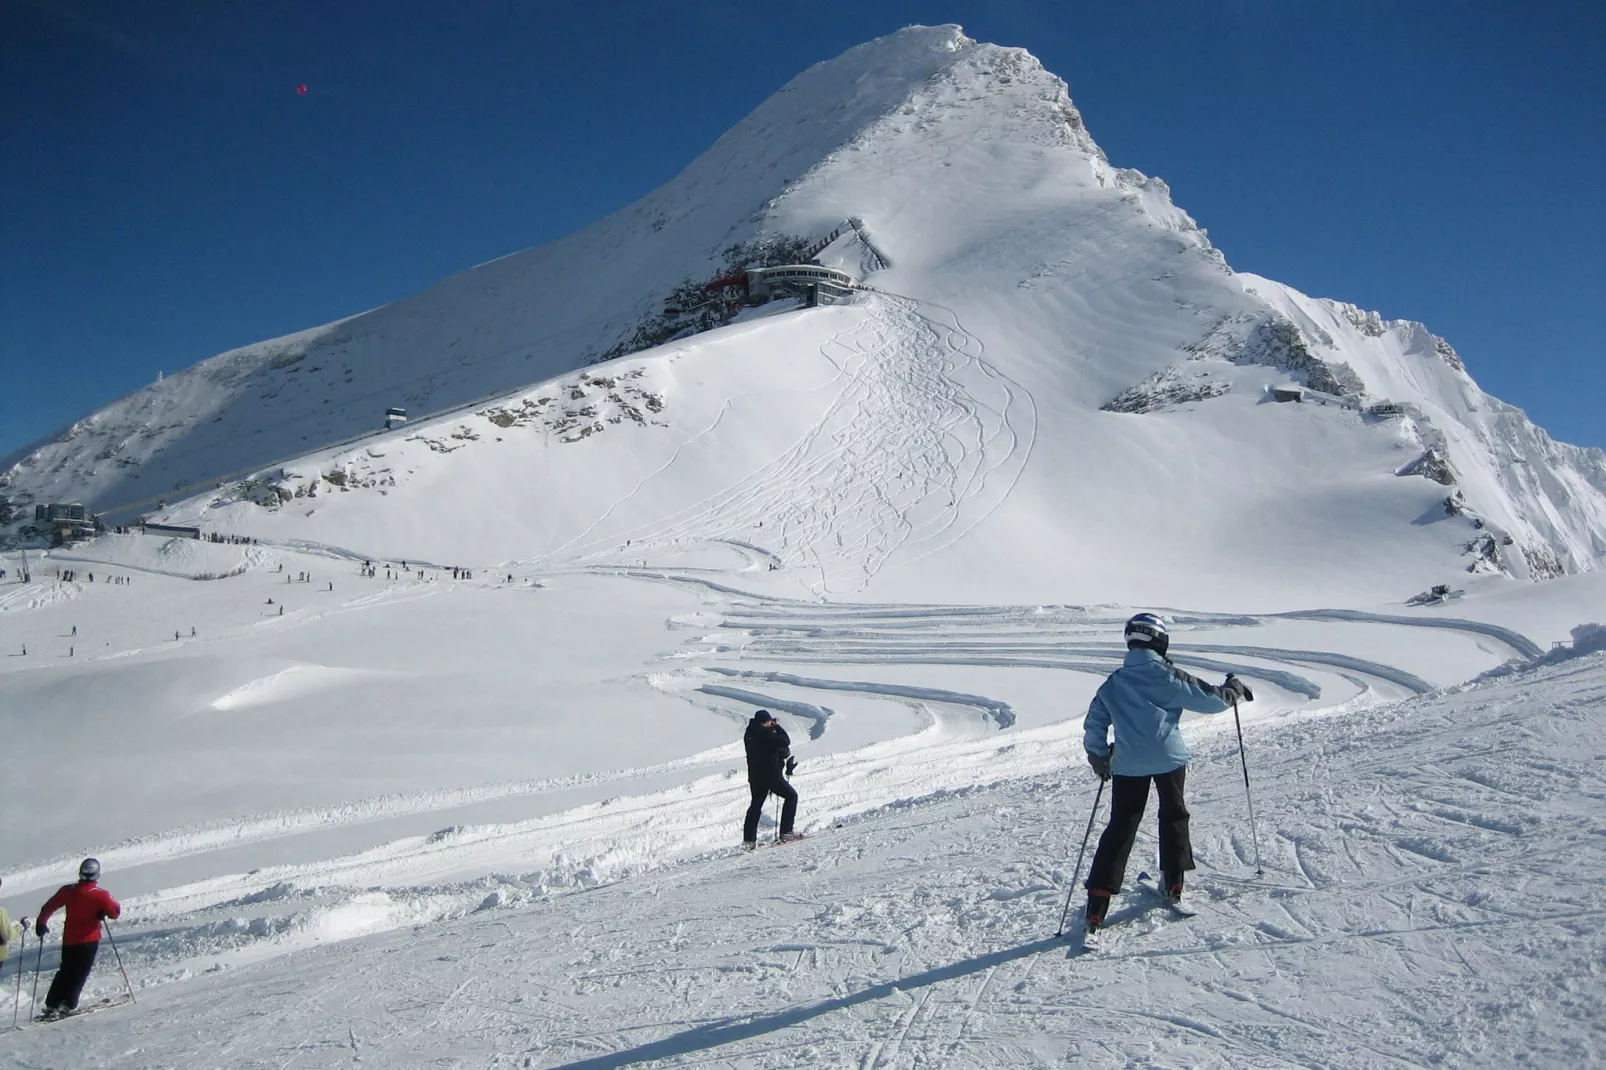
<box><xmin>39</xmin><ymin>881</ymin><xmax>121</xmax><ymax>945</ymax></box>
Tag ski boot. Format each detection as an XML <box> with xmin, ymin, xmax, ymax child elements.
<box><xmin>1084</xmin><ymin>890</ymin><xmax>1111</xmax><ymax>934</ymax></box>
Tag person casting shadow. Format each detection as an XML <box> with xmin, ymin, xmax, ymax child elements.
<box><xmin>34</xmin><ymin>858</ymin><xmax>121</xmax><ymax>1018</ymax></box>
<box><xmin>1081</xmin><ymin>614</ymin><xmax>1253</xmax><ymax>932</ymax></box>
<box><xmin>741</xmin><ymin>710</ymin><xmax>800</xmax><ymax>848</ymax></box>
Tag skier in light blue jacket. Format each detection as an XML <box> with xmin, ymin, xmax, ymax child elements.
<box><xmin>1081</xmin><ymin>613</ymin><xmax>1252</xmax><ymax>933</ymax></box>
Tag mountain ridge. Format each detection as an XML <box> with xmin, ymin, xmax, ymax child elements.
<box><xmin>5</xmin><ymin>24</ymin><xmax>1602</xmax><ymax>598</ymax></box>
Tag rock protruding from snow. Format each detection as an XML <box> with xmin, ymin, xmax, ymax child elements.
<box><xmin>1183</xmin><ymin>311</ymin><xmax>1365</xmax><ymax>399</ymax></box>
<box><xmin>1101</xmin><ymin>365</ymin><xmax>1230</xmax><ymax>414</ymax></box>
<box><xmin>1241</xmin><ymin>273</ymin><xmax>1606</xmax><ymax>579</ymax></box>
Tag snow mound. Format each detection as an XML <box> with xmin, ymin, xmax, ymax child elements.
<box><xmin>1571</xmin><ymin>622</ymin><xmax>1606</xmax><ymax>655</ymax></box>
<box><xmin>1474</xmin><ymin>622</ymin><xmax>1606</xmax><ymax>681</ymax></box>
<box><xmin>48</xmin><ymin>531</ymin><xmax>265</xmax><ymax>581</ymax></box>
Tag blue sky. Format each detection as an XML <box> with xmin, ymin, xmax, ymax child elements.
<box><xmin>3</xmin><ymin>1</ymin><xmax>1601</xmax><ymax>454</ymax></box>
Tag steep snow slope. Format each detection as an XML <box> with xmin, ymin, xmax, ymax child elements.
<box><xmin>5</xmin><ymin>25</ymin><xmax>1603</xmax><ymax>607</ymax></box>
<box><xmin>1242</xmin><ymin>275</ymin><xmax>1606</xmax><ymax>578</ymax></box>
<box><xmin>0</xmin><ymin>27</ymin><xmax>1010</xmax><ymax>521</ymax></box>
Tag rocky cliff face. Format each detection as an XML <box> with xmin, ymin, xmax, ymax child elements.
<box><xmin>1234</xmin><ymin>275</ymin><xmax>1606</xmax><ymax>577</ymax></box>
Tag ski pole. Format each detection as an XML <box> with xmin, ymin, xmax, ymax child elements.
<box><xmin>30</xmin><ymin>932</ymin><xmax>43</xmax><ymax>1022</ymax></box>
<box><xmin>11</xmin><ymin>928</ymin><xmax>22</xmax><ymax>1028</ymax></box>
<box><xmin>102</xmin><ymin>921</ymin><xmax>135</xmax><ymax>1004</ymax></box>
<box><xmin>770</xmin><ymin>793</ymin><xmax>780</xmax><ymax>845</ymax></box>
<box><xmin>1232</xmin><ymin>698</ymin><xmax>1263</xmax><ymax>878</ymax></box>
<box><xmin>1055</xmin><ymin>776</ymin><xmax>1107</xmax><ymax>937</ymax></box>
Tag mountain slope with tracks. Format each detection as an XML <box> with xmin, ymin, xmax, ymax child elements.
<box><xmin>5</xmin><ymin>608</ymin><xmax>1602</xmax><ymax>1067</ymax></box>
<box><xmin>4</xmin><ymin>25</ymin><xmax>1603</xmax><ymax>607</ymax></box>
<box><xmin>3</xmin><ymin>25</ymin><xmax>1604</xmax><ymax>1065</ymax></box>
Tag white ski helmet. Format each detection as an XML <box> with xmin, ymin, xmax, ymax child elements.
<box><xmin>78</xmin><ymin>857</ymin><xmax>100</xmax><ymax>881</ymax></box>
<box><xmin>1124</xmin><ymin>613</ymin><xmax>1169</xmax><ymax>655</ymax></box>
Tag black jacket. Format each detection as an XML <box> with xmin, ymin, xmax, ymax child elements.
<box><xmin>744</xmin><ymin>716</ymin><xmax>791</xmax><ymax>786</ymax></box>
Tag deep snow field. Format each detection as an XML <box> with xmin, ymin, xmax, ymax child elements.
<box><xmin>1</xmin><ymin>536</ymin><xmax>1603</xmax><ymax>1067</ymax></box>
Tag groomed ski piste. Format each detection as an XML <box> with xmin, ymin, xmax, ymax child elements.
<box><xmin>3</xmin><ymin>22</ymin><xmax>1605</xmax><ymax>1068</ymax></box>
<box><xmin>1</xmin><ymin>528</ymin><xmax>1603</xmax><ymax>1066</ymax></box>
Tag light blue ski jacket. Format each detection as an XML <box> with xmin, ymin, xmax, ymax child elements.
<box><xmin>1084</xmin><ymin>648</ymin><xmax>1233</xmax><ymax>776</ymax></box>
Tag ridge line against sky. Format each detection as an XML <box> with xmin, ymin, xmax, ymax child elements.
<box><xmin>2</xmin><ymin>1</ymin><xmax>1601</xmax><ymax>454</ymax></box>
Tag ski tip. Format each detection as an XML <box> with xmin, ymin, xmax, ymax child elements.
<box><xmin>1136</xmin><ymin>870</ymin><xmax>1150</xmax><ymax>881</ymax></box>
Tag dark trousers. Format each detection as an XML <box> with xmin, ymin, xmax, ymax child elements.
<box><xmin>45</xmin><ymin>941</ymin><xmax>99</xmax><ymax>1011</ymax></box>
<box><xmin>743</xmin><ymin>779</ymin><xmax>798</xmax><ymax>842</ymax></box>
<box><xmin>1085</xmin><ymin>767</ymin><xmax>1193</xmax><ymax>894</ymax></box>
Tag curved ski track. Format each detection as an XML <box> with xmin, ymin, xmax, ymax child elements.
<box><xmin>22</xmin><ymin>563</ymin><xmax>1531</xmax><ymax>957</ymax></box>
<box><xmin>549</xmin><ymin>293</ymin><xmax>1036</xmax><ymax>596</ymax></box>
<box><xmin>3</xmin><ymin>289</ymin><xmax>1552</xmax><ymax>1014</ymax></box>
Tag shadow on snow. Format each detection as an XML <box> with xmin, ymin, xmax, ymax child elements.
<box><xmin>547</xmin><ymin>936</ymin><xmax>1066</xmax><ymax>1068</ymax></box>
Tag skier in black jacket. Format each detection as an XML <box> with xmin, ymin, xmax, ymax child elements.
<box><xmin>742</xmin><ymin>710</ymin><xmax>800</xmax><ymax>848</ymax></box>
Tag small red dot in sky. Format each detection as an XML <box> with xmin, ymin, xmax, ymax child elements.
<box><xmin>296</xmin><ymin>84</ymin><xmax>308</xmax><ymax>95</ymax></box>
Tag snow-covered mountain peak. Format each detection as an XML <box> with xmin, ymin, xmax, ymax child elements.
<box><xmin>4</xmin><ymin>26</ymin><xmax>1604</xmax><ymax>601</ymax></box>
<box><xmin>708</xmin><ymin>23</ymin><xmax>1099</xmax><ymax>163</ymax></box>
<box><xmin>0</xmin><ymin>24</ymin><xmax>1118</xmax><ymax>527</ymax></box>
<box><xmin>9</xmin><ymin>29</ymin><xmax>1606</xmax><ymax>1062</ymax></box>
<box><xmin>639</xmin><ymin>23</ymin><xmax>1109</xmax><ymax>257</ymax></box>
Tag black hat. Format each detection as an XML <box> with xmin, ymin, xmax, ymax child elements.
<box><xmin>753</xmin><ymin>710</ymin><xmax>774</xmax><ymax>722</ymax></box>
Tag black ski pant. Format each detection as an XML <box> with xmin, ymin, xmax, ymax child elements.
<box><xmin>45</xmin><ymin>941</ymin><xmax>99</xmax><ymax>1012</ymax></box>
<box><xmin>1085</xmin><ymin>767</ymin><xmax>1192</xmax><ymax>894</ymax></box>
<box><xmin>743</xmin><ymin>778</ymin><xmax>797</xmax><ymax>842</ymax></box>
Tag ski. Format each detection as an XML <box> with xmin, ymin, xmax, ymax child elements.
<box><xmin>44</xmin><ymin>997</ymin><xmax>128</xmax><ymax>1022</ymax></box>
<box><xmin>23</xmin><ymin>996</ymin><xmax>131</xmax><ymax>1028</ymax></box>
<box><xmin>737</xmin><ymin>832</ymin><xmax>809</xmax><ymax>855</ymax></box>
<box><xmin>1069</xmin><ymin>907</ymin><xmax>1132</xmax><ymax>954</ymax></box>
<box><xmin>1136</xmin><ymin>871</ymin><xmax>1197</xmax><ymax>917</ymax></box>
<box><xmin>1074</xmin><ymin>909</ymin><xmax>1149</xmax><ymax>954</ymax></box>
<box><xmin>1074</xmin><ymin>926</ymin><xmax>1111</xmax><ymax>955</ymax></box>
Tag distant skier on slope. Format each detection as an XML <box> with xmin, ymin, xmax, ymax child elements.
<box><xmin>34</xmin><ymin>858</ymin><xmax>121</xmax><ymax>1019</ymax></box>
<box><xmin>1081</xmin><ymin>614</ymin><xmax>1252</xmax><ymax>934</ymax></box>
<box><xmin>742</xmin><ymin>710</ymin><xmax>801</xmax><ymax>849</ymax></box>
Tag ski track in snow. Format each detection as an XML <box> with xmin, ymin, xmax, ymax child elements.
<box><xmin>0</xmin><ymin>286</ymin><xmax>1570</xmax><ymax>1060</ymax></box>
<box><xmin>702</xmin><ymin>665</ymin><xmax>1015</xmax><ymax>729</ymax></box>
<box><xmin>4</xmin><ymin>23</ymin><xmax>1603</xmax><ymax>1064</ymax></box>
<box><xmin>1270</xmin><ymin>608</ymin><xmax>1543</xmax><ymax>660</ymax></box>
<box><xmin>0</xmin><ymin>561</ymin><xmax>1536</xmax><ymax>965</ymax></box>
<box><xmin>546</xmin><ymin>293</ymin><xmax>1036</xmax><ymax>596</ymax></box>
<box><xmin>0</xmin><ymin>551</ymin><xmax>1526</xmax><ymax>908</ymax></box>
<box><xmin>7</xmin><ymin>654</ymin><xmax>1601</xmax><ymax>1068</ymax></box>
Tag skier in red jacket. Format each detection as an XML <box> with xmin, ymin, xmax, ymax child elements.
<box><xmin>35</xmin><ymin>858</ymin><xmax>121</xmax><ymax>1018</ymax></box>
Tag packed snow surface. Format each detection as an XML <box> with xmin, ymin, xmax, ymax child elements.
<box><xmin>1</xmin><ymin>562</ymin><xmax>1601</xmax><ymax>1066</ymax></box>
<box><xmin>1</xmin><ymin>22</ymin><xmax>1603</xmax><ymax>1069</ymax></box>
<box><xmin>1</xmin><ymin>533</ymin><xmax>1602</xmax><ymax>1065</ymax></box>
